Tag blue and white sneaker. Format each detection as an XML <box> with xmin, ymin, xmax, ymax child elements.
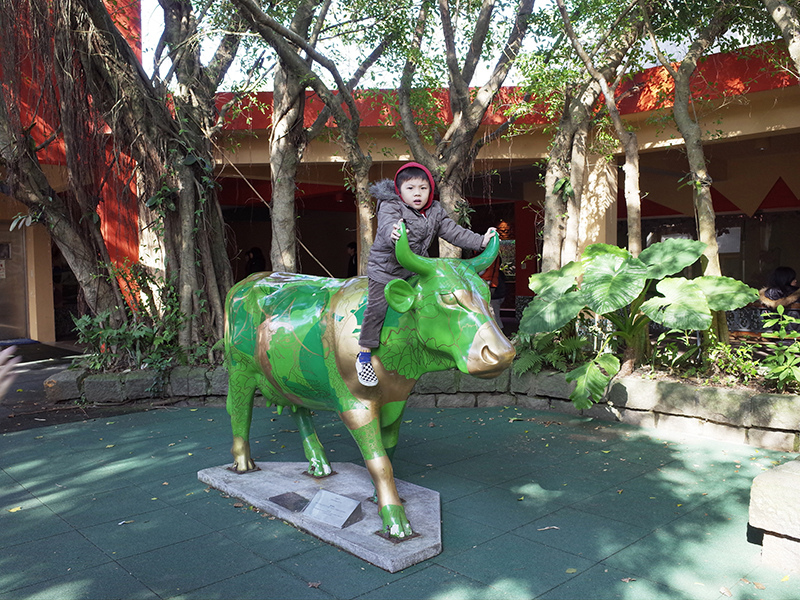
<box><xmin>356</xmin><ymin>354</ymin><xmax>379</xmax><ymax>387</ymax></box>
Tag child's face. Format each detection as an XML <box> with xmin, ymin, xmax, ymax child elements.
<box><xmin>399</xmin><ymin>177</ymin><xmax>430</xmax><ymax>210</ymax></box>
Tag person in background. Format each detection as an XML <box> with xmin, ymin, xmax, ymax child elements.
<box><xmin>480</xmin><ymin>257</ymin><xmax>506</xmax><ymax>330</ymax></box>
<box><xmin>346</xmin><ymin>242</ymin><xmax>358</xmax><ymax>278</ymax></box>
<box><xmin>759</xmin><ymin>266</ymin><xmax>800</xmax><ymax>307</ymax></box>
<box><xmin>244</xmin><ymin>247</ymin><xmax>266</xmax><ymax>276</ymax></box>
<box><xmin>0</xmin><ymin>346</ymin><xmax>20</xmax><ymax>401</ymax></box>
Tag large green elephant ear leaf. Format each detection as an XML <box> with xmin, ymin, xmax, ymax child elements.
<box><xmin>638</xmin><ymin>238</ymin><xmax>706</xmax><ymax>280</ymax></box>
<box><xmin>528</xmin><ymin>260</ymin><xmax>584</xmax><ymax>301</ymax></box>
<box><xmin>582</xmin><ymin>243</ymin><xmax>631</xmax><ymax>261</ymax></box>
<box><xmin>582</xmin><ymin>254</ymin><xmax>648</xmax><ymax>315</ymax></box>
<box><xmin>693</xmin><ymin>276</ymin><xmax>758</xmax><ymax>311</ymax></box>
<box><xmin>565</xmin><ymin>353</ymin><xmax>620</xmax><ymax>410</ymax></box>
<box><xmin>518</xmin><ymin>289</ymin><xmax>586</xmax><ymax>335</ymax></box>
<box><xmin>640</xmin><ymin>277</ymin><xmax>712</xmax><ymax>330</ymax></box>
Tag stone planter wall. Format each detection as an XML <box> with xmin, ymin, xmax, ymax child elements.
<box><xmin>44</xmin><ymin>366</ymin><xmax>800</xmax><ymax>452</ymax></box>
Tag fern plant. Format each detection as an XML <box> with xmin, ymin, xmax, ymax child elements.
<box><xmin>513</xmin><ymin>331</ymin><xmax>591</xmax><ymax>375</ymax></box>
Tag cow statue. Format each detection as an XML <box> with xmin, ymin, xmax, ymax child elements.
<box><xmin>223</xmin><ymin>224</ymin><xmax>515</xmax><ymax>538</ymax></box>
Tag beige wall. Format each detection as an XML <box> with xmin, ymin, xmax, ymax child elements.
<box><xmin>0</xmin><ymin>195</ymin><xmax>55</xmax><ymax>342</ymax></box>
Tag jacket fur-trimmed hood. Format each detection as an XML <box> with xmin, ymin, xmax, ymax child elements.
<box><xmin>369</xmin><ymin>179</ymin><xmax>400</xmax><ymax>209</ymax></box>
<box><xmin>758</xmin><ymin>287</ymin><xmax>800</xmax><ymax>308</ymax></box>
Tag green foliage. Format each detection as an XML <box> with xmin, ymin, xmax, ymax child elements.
<box><xmin>566</xmin><ymin>353</ymin><xmax>620</xmax><ymax>410</ymax></box>
<box><xmin>519</xmin><ymin>238</ymin><xmax>758</xmax><ymax>407</ymax></box>
<box><xmin>513</xmin><ymin>331</ymin><xmax>591</xmax><ymax>375</ymax></box>
<box><xmin>760</xmin><ymin>306</ymin><xmax>800</xmax><ymax>392</ymax></box>
<box><xmin>650</xmin><ymin>329</ymin><xmax>702</xmax><ymax>374</ymax></box>
<box><xmin>702</xmin><ymin>339</ymin><xmax>760</xmax><ymax>385</ymax></box>
<box><xmin>72</xmin><ymin>262</ymin><xmax>187</xmax><ymax>373</ymax></box>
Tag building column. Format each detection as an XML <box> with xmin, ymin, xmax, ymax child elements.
<box><xmin>26</xmin><ymin>224</ymin><xmax>56</xmax><ymax>343</ymax></box>
<box><xmin>578</xmin><ymin>155</ymin><xmax>618</xmax><ymax>256</ymax></box>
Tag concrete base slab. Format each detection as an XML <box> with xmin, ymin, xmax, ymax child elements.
<box><xmin>198</xmin><ymin>462</ymin><xmax>441</xmax><ymax>573</ymax></box>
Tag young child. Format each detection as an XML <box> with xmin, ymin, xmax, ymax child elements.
<box><xmin>356</xmin><ymin>162</ymin><xmax>496</xmax><ymax>387</ymax></box>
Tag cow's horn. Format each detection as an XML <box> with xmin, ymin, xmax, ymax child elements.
<box><xmin>465</xmin><ymin>231</ymin><xmax>500</xmax><ymax>273</ymax></box>
<box><xmin>395</xmin><ymin>222</ymin><xmax>436</xmax><ymax>276</ymax></box>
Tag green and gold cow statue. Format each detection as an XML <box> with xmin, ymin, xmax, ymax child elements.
<box><xmin>224</xmin><ymin>224</ymin><xmax>515</xmax><ymax>539</ymax></box>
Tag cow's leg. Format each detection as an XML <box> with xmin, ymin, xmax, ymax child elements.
<box><xmin>226</xmin><ymin>368</ymin><xmax>258</xmax><ymax>473</ymax></box>
<box><xmin>380</xmin><ymin>401</ymin><xmax>406</xmax><ymax>461</ymax></box>
<box><xmin>341</xmin><ymin>406</ymin><xmax>412</xmax><ymax>539</ymax></box>
<box><xmin>290</xmin><ymin>407</ymin><xmax>332</xmax><ymax>477</ymax></box>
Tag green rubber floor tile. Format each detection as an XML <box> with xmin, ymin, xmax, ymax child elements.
<box><xmin>117</xmin><ymin>531</ymin><xmax>268</xmax><ymax>598</ymax></box>
<box><xmin>732</xmin><ymin>568</ymin><xmax>799</xmax><ymax>600</ymax></box>
<box><xmin>353</xmin><ymin>564</ymin><xmax>489</xmax><ymax>600</ymax></box>
<box><xmin>2</xmin><ymin>561</ymin><xmax>160</xmax><ymax>600</ymax></box>
<box><xmin>602</xmin><ymin>525</ymin><xmax>762</xmax><ymax>599</ymax></box>
<box><xmin>41</xmin><ymin>484</ymin><xmax>170</xmax><ymax>528</ymax></box>
<box><xmin>277</xmin><ymin>545</ymin><xmax>424</xmax><ymax>598</ymax></box>
<box><xmin>439</xmin><ymin>512</ymin><xmax>504</xmax><ymax>558</ymax></box>
<box><xmin>569</xmin><ymin>483</ymin><xmax>699</xmax><ymax>530</ymax></box>
<box><xmin>539</xmin><ymin>563</ymin><xmax>685</xmax><ymax>600</ymax></box>
<box><xmin>400</xmin><ymin>438</ymin><xmax>490</xmax><ymax>468</ymax></box>
<box><xmin>435</xmin><ymin>452</ymin><xmax>540</xmax><ymax>486</ymax></box>
<box><xmin>137</xmin><ymin>470</ymin><xmax>212</xmax><ymax>505</ymax></box>
<box><xmin>434</xmin><ymin>531</ymin><xmax>595</xmax><ymax>596</ymax></box>
<box><xmin>443</xmin><ymin>486</ymin><xmax>561</xmax><ymax>532</ymax></box>
<box><xmin>403</xmin><ymin>467</ymin><xmax>494</xmax><ymax>503</ymax></box>
<box><xmin>515</xmin><ymin>507</ymin><xmax>649</xmax><ymax>562</ymax></box>
<box><xmin>0</xmin><ymin>530</ymin><xmax>113</xmax><ymax>594</ymax></box>
<box><xmin>171</xmin><ymin>563</ymin><xmax>335</xmax><ymax>600</ymax></box>
<box><xmin>497</xmin><ymin>471</ymin><xmax>617</xmax><ymax>505</ymax></box>
<box><xmin>178</xmin><ymin>493</ymin><xmax>265</xmax><ymax>531</ymax></box>
<box><xmin>219</xmin><ymin>516</ymin><xmax>326</xmax><ymax>563</ymax></box>
<box><xmin>81</xmin><ymin>505</ymin><xmax>213</xmax><ymax>559</ymax></box>
<box><xmin>0</xmin><ymin>499</ymin><xmax>72</xmax><ymax>549</ymax></box>
<box><xmin>562</xmin><ymin>449</ymin><xmax>662</xmax><ymax>482</ymax></box>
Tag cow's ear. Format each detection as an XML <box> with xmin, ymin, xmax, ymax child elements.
<box><xmin>385</xmin><ymin>279</ymin><xmax>416</xmax><ymax>313</ymax></box>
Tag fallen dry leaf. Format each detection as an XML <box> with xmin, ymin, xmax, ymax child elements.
<box><xmin>8</xmin><ymin>506</ymin><xmax>23</xmax><ymax>513</ymax></box>
<box><xmin>565</xmin><ymin>568</ymin><xmax>577</xmax><ymax>574</ymax></box>
<box><xmin>308</xmin><ymin>582</ymin><xmax>321</xmax><ymax>588</ymax></box>
<box><xmin>621</xmin><ymin>578</ymin><xmax>636</xmax><ymax>583</ymax></box>
<box><xmin>233</xmin><ymin>503</ymin><xmax>244</xmax><ymax>508</ymax></box>
<box><xmin>720</xmin><ymin>586</ymin><xmax>732</xmax><ymax>597</ymax></box>
<box><xmin>781</xmin><ymin>575</ymin><xmax>790</xmax><ymax>582</ymax></box>
<box><xmin>754</xmin><ymin>582</ymin><xmax>766</xmax><ymax>590</ymax></box>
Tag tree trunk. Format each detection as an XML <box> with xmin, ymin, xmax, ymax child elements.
<box><xmin>351</xmin><ymin>159</ymin><xmax>374</xmax><ymax>272</ymax></box>
<box><xmin>622</xmin><ymin>131</ymin><xmax>642</xmax><ymax>256</ymax></box>
<box><xmin>270</xmin><ymin>67</ymin><xmax>305</xmax><ymax>273</ymax></box>
<box><xmin>763</xmin><ymin>0</ymin><xmax>800</xmax><ymax>80</ymax></box>
<box><xmin>437</xmin><ymin>178</ymin><xmax>470</xmax><ymax>258</ymax></box>
<box><xmin>563</xmin><ymin>120</ymin><xmax>588</xmax><ymax>264</ymax></box>
<box><xmin>0</xmin><ymin>81</ymin><xmax>125</xmax><ymax>325</ymax></box>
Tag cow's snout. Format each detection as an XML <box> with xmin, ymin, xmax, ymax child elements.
<box><xmin>466</xmin><ymin>321</ymin><xmax>515</xmax><ymax>378</ymax></box>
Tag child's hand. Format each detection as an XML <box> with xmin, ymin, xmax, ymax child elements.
<box><xmin>482</xmin><ymin>227</ymin><xmax>498</xmax><ymax>247</ymax></box>
<box><xmin>391</xmin><ymin>219</ymin><xmax>404</xmax><ymax>243</ymax></box>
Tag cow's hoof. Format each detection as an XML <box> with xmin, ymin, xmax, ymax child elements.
<box><xmin>229</xmin><ymin>460</ymin><xmax>259</xmax><ymax>474</ymax></box>
<box><xmin>379</xmin><ymin>504</ymin><xmax>413</xmax><ymax>538</ymax></box>
<box><xmin>307</xmin><ymin>459</ymin><xmax>332</xmax><ymax>477</ymax></box>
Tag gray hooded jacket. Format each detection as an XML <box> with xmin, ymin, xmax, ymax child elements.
<box><xmin>366</xmin><ymin>178</ymin><xmax>485</xmax><ymax>284</ymax></box>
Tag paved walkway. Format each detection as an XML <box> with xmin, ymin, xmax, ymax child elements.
<box><xmin>1</xmin><ymin>401</ymin><xmax>798</xmax><ymax>600</ymax></box>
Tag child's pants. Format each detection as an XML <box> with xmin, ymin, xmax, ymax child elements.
<box><xmin>358</xmin><ymin>277</ymin><xmax>389</xmax><ymax>349</ymax></box>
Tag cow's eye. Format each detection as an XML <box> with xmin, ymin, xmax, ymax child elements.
<box><xmin>440</xmin><ymin>292</ymin><xmax>458</xmax><ymax>306</ymax></box>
